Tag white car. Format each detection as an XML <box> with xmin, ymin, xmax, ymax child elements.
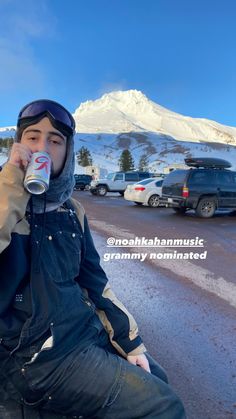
<box><xmin>124</xmin><ymin>177</ymin><xmax>164</xmax><ymax>207</ymax></box>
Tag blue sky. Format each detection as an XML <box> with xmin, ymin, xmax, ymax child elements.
<box><xmin>0</xmin><ymin>0</ymin><xmax>236</xmax><ymax>127</ymax></box>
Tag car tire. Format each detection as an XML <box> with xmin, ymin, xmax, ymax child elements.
<box><xmin>173</xmin><ymin>207</ymin><xmax>187</xmax><ymax>214</ymax></box>
<box><xmin>97</xmin><ymin>185</ymin><xmax>108</xmax><ymax>196</ymax></box>
<box><xmin>84</xmin><ymin>184</ymin><xmax>90</xmax><ymax>191</ymax></box>
<box><xmin>195</xmin><ymin>197</ymin><xmax>216</xmax><ymax>218</ymax></box>
<box><xmin>148</xmin><ymin>195</ymin><xmax>160</xmax><ymax>207</ymax></box>
<box><xmin>134</xmin><ymin>202</ymin><xmax>143</xmax><ymax>205</ymax></box>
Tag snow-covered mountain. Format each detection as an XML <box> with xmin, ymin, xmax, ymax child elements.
<box><xmin>74</xmin><ymin>90</ymin><xmax>236</xmax><ymax>145</ymax></box>
<box><xmin>0</xmin><ymin>126</ymin><xmax>15</xmax><ymax>133</ymax></box>
<box><xmin>73</xmin><ymin>90</ymin><xmax>236</xmax><ymax>172</ymax></box>
<box><xmin>1</xmin><ymin>90</ymin><xmax>236</xmax><ymax>172</ymax></box>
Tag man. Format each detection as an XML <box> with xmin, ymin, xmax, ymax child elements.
<box><xmin>0</xmin><ymin>99</ymin><xmax>186</xmax><ymax>418</ymax></box>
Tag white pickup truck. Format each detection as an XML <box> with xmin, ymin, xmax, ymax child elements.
<box><xmin>90</xmin><ymin>171</ymin><xmax>152</xmax><ymax>196</ymax></box>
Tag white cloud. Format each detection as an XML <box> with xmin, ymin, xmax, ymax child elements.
<box><xmin>0</xmin><ymin>1</ymin><xmax>56</xmax><ymax>93</ymax></box>
<box><xmin>0</xmin><ymin>43</ymin><xmax>44</xmax><ymax>92</ymax></box>
<box><xmin>98</xmin><ymin>80</ymin><xmax>128</xmax><ymax>96</ymax></box>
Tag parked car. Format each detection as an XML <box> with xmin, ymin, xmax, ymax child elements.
<box><xmin>90</xmin><ymin>171</ymin><xmax>153</xmax><ymax>196</ymax></box>
<box><xmin>124</xmin><ymin>177</ymin><xmax>164</xmax><ymax>207</ymax></box>
<box><xmin>161</xmin><ymin>157</ymin><xmax>236</xmax><ymax>218</ymax></box>
<box><xmin>74</xmin><ymin>174</ymin><xmax>93</xmax><ymax>190</ymax></box>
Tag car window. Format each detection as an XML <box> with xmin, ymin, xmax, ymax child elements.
<box><xmin>155</xmin><ymin>180</ymin><xmax>163</xmax><ymax>187</ymax></box>
<box><xmin>114</xmin><ymin>173</ymin><xmax>124</xmax><ymax>180</ymax></box>
<box><xmin>137</xmin><ymin>178</ymin><xmax>154</xmax><ymax>185</ymax></box>
<box><xmin>188</xmin><ymin>170</ymin><xmax>215</xmax><ymax>185</ymax></box>
<box><xmin>162</xmin><ymin>170</ymin><xmax>187</xmax><ymax>185</ymax></box>
<box><xmin>215</xmin><ymin>171</ymin><xmax>234</xmax><ymax>185</ymax></box>
<box><xmin>125</xmin><ymin>173</ymin><xmax>139</xmax><ymax>181</ymax></box>
<box><xmin>107</xmin><ymin>173</ymin><xmax>115</xmax><ymax>180</ymax></box>
<box><xmin>138</xmin><ymin>172</ymin><xmax>150</xmax><ymax>180</ymax></box>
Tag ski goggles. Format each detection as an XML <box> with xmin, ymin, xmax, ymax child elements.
<box><xmin>17</xmin><ymin>99</ymin><xmax>75</xmax><ymax>134</ymax></box>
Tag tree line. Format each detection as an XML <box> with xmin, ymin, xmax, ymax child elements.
<box><xmin>0</xmin><ymin>137</ymin><xmax>14</xmax><ymax>151</ymax></box>
<box><xmin>76</xmin><ymin>146</ymin><xmax>150</xmax><ymax>172</ymax></box>
<box><xmin>0</xmin><ymin>139</ymin><xmax>150</xmax><ymax>172</ymax></box>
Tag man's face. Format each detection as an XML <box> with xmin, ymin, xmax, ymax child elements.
<box><xmin>20</xmin><ymin>117</ymin><xmax>67</xmax><ymax>177</ymax></box>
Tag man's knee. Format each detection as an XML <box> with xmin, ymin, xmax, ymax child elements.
<box><xmin>145</xmin><ymin>353</ymin><xmax>169</xmax><ymax>384</ymax></box>
<box><xmin>113</xmin><ymin>362</ymin><xmax>186</xmax><ymax>418</ymax></box>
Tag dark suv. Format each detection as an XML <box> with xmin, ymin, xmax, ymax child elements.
<box><xmin>161</xmin><ymin>158</ymin><xmax>236</xmax><ymax>218</ymax></box>
<box><xmin>74</xmin><ymin>174</ymin><xmax>93</xmax><ymax>191</ymax></box>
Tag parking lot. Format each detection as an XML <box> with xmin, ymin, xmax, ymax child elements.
<box><xmin>74</xmin><ymin>191</ymin><xmax>236</xmax><ymax>418</ymax></box>
<box><xmin>75</xmin><ymin>191</ymin><xmax>236</xmax><ymax>294</ymax></box>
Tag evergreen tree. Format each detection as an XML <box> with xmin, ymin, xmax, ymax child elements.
<box><xmin>138</xmin><ymin>154</ymin><xmax>149</xmax><ymax>171</ymax></box>
<box><xmin>118</xmin><ymin>149</ymin><xmax>135</xmax><ymax>171</ymax></box>
<box><xmin>76</xmin><ymin>146</ymin><xmax>93</xmax><ymax>167</ymax></box>
<box><xmin>0</xmin><ymin>137</ymin><xmax>14</xmax><ymax>150</ymax></box>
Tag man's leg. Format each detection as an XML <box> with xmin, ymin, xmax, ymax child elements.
<box><xmin>2</xmin><ymin>320</ymin><xmax>185</xmax><ymax>418</ymax></box>
<box><xmin>97</xmin><ymin>354</ymin><xmax>185</xmax><ymax>419</ymax></box>
<box><xmin>145</xmin><ymin>352</ymin><xmax>169</xmax><ymax>384</ymax></box>
<box><xmin>31</xmin><ymin>343</ymin><xmax>186</xmax><ymax>419</ymax></box>
<box><xmin>96</xmin><ymin>325</ymin><xmax>169</xmax><ymax>384</ymax></box>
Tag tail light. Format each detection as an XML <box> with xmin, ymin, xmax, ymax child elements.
<box><xmin>135</xmin><ymin>187</ymin><xmax>146</xmax><ymax>191</ymax></box>
<box><xmin>182</xmin><ymin>186</ymin><xmax>189</xmax><ymax>198</ymax></box>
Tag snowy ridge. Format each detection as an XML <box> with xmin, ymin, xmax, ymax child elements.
<box><xmin>73</xmin><ymin>90</ymin><xmax>236</xmax><ymax>145</ymax></box>
<box><xmin>0</xmin><ymin>127</ymin><xmax>16</xmax><ymax>135</ymax></box>
<box><xmin>1</xmin><ymin>90</ymin><xmax>236</xmax><ymax>145</ymax></box>
<box><xmin>0</xmin><ymin>126</ymin><xmax>15</xmax><ymax>131</ymax></box>
<box><xmin>74</xmin><ymin>131</ymin><xmax>236</xmax><ymax>172</ymax></box>
<box><xmin>1</xmin><ymin>90</ymin><xmax>236</xmax><ymax>172</ymax></box>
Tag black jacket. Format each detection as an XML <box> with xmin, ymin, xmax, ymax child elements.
<box><xmin>0</xmin><ymin>163</ymin><xmax>145</xmax><ymax>361</ymax></box>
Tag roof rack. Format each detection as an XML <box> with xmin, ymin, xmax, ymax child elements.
<box><xmin>184</xmin><ymin>157</ymin><xmax>231</xmax><ymax>169</ymax></box>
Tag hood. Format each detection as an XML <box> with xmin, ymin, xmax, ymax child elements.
<box><xmin>15</xmin><ymin>114</ymin><xmax>75</xmax><ymax>213</ymax></box>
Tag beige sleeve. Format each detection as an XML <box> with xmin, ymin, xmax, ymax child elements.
<box><xmin>0</xmin><ymin>163</ymin><xmax>30</xmax><ymax>253</ymax></box>
<box><xmin>72</xmin><ymin>200</ymin><xmax>146</xmax><ymax>357</ymax></box>
<box><xmin>70</xmin><ymin>198</ymin><xmax>85</xmax><ymax>232</ymax></box>
<box><xmin>96</xmin><ymin>283</ymin><xmax>147</xmax><ymax>357</ymax></box>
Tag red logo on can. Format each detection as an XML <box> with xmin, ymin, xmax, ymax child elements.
<box><xmin>35</xmin><ymin>156</ymin><xmax>50</xmax><ymax>174</ymax></box>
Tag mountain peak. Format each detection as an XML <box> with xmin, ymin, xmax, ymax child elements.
<box><xmin>72</xmin><ymin>89</ymin><xmax>236</xmax><ymax>145</ymax></box>
<box><xmin>73</xmin><ymin>89</ymin><xmax>170</xmax><ymax>134</ymax></box>
<box><xmin>1</xmin><ymin>90</ymin><xmax>235</xmax><ymax>147</ymax></box>
<box><xmin>101</xmin><ymin>89</ymin><xmax>148</xmax><ymax>102</ymax></box>
<box><xmin>75</xmin><ymin>89</ymin><xmax>151</xmax><ymax>115</ymax></box>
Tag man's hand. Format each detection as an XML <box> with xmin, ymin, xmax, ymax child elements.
<box><xmin>127</xmin><ymin>353</ymin><xmax>151</xmax><ymax>373</ymax></box>
<box><xmin>9</xmin><ymin>143</ymin><xmax>32</xmax><ymax>171</ymax></box>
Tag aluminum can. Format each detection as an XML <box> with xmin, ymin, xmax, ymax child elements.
<box><xmin>24</xmin><ymin>152</ymin><xmax>51</xmax><ymax>194</ymax></box>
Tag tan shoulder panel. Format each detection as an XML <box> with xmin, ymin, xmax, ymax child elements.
<box><xmin>13</xmin><ymin>217</ymin><xmax>30</xmax><ymax>235</ymax></box>
<box><xmin>70</xmin><ymin>198</ymin><xmax>85</xmax><ymax>232</ymax></box>
<box><xmin>0</xmin><ymin>163</ymin><xmax>30</xmax><ymax>253</ymax></box>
